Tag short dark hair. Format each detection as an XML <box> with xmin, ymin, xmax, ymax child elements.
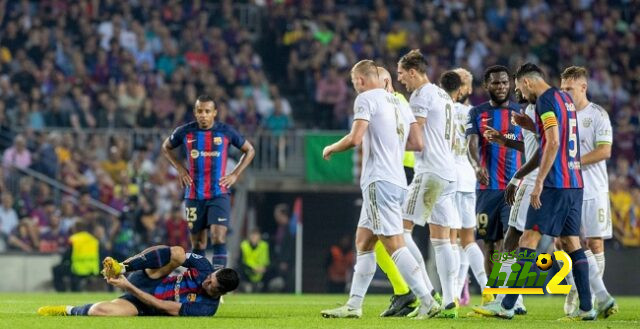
<box><xmin>216</xmin><ymin>268</ymin><xmax>239</xmax><ymax>294</ymax></box>
<box><xmin>196</xmin><ymin>95</ymin><xmax>215</xmax><ymax>106</ymax></box>
<box><xmin>514</xmin><ymin>62</ymin><xmax>544</xmax><ymax>80</ymax></box>
<box><xmin>561</xmin><ymin>66</ymin><xmax>588</xmax><ymax>81</ymax></box>
<box><xmin>398</xmin><ymin>49</ymin><xmax>428</xmax><ymax>74</ymax></box>
<box><xmin>483</xmin><ymin>65</ymin><xmax>510</xmax><ymax>83</ymax></box>
<box><xmin>439</xmin><ymin>71</ymin><xmax>462</xmax><ymax>94</ymax></box>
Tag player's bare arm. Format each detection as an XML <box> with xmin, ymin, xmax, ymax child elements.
<box><xmin>161</xmin><ymin>137</ymin><xmax>193</xmax><ymax>188</ymax></box>
<box><xmin>107</xmin><ymin>276</ymin><xmax>182</xmax><ymax>316</ymax></box>
<box><xmin>505</xmin><ymin>150</ymin><xmax>541</xmax><ymax>205</ymax></box>
<box><xmin>580</xmin><ymin>143</ymin><xmax>611</xmax><ymax>166</ymax></box>
<box><xmin>220</xmin><ymin>140</ymin><xmax>255</xmax><ymax>188</ymax></box>
<box><xmin>484</xmin><ymin>126</ymin><xmax>524</xmax><ymax>152</ymax></box>
<box><xmin>323</xmin><ymin>119</ymin><xmax>369</xmax><ymax>160</ymax></box>
<box><xmin>406</xmin><ymin>122</ymin><xmax>424</xmax><ymax>151</ymax></box>
<box><xmin>531</xmin><ymin>126</ymin><xmax>560</xmax><ymax>209</ymax></box>
<box><xmin>467</xmin><ymin>134</ymin><xmax>489</xmax><ymax>185</ymax></box>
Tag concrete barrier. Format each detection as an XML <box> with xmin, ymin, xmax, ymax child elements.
<box><xmin>0</xmin><ymin>253</ymin><xmax>61</xmax><ymax>292</ymax></box>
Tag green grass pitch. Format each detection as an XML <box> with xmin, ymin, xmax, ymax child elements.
<box><xmin>1</xmin><ymin>293</ymin><xmax>638</xmax><ymax>328</ymax></box>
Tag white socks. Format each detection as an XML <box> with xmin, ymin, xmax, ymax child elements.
<box><xmin>457</xmin><ymin>244</ymin><xmax>469</xmax><ymax>297</ymax></box>
<box><xmin>464</xmin><ymin>242</ymin><xmax>488</xmax><ymax>289</ymax></box>
<box><xmin>403</xmin><ymin>230</ymin><xmax>435</xmax><ymax>293</ymax></box>
<box><xmin>495</xmin><ymin>258</ymin><xmax>515</xmax><ymax>302</ymax></box>
<box><xmin>586</xmin><ymin>250</ymin><xmax>610</xmax><ymax>302</ymax></box>
<box><xmin>392</xmin><ymin>247</ymin><xmax>434</xmax><ymax>307</ymax></box>
<box><xmin>346</xmin><ymin>251</ymin><xmax>376</xmax><ymax>309</ymax></box>
<box><xmin>431</xmin><ymin>238</ymin><xmax>456</xmax><ymax>306</ymax></box>
<box><xmin>594</xmin><ymin>252</ymin><xmax>605</xmax><ymax>278</ymax></box>
<box><xmin>451</xmin><ymin>244</ymin><xmax>461</xmax><ymax>298</ymax></box>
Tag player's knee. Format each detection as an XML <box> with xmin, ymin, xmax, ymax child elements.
<box><xmin>210</xmin><ymin>226</ymin><xmax>227</xmax><ymax>244</ymax></box>
<box><xmin>87</xmin><ymin>303</ymin><xmax>110</xmax><ymax>316</ymax></box>
<box><xmin>170</xmin><ymin>246</ymin><xmax>186</xmax><ymax>263</ymax></box>
<box><xmin>587</xmin><ymin>238</ymin><xmax>604</xmax><ymax>253</ymax></box>
<box><xmin>560</xmin><ymin>236</ymin><xmax>580</xmax><ymax>253</ymax></box>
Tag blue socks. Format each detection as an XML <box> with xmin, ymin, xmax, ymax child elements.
<box><xmin>124</xmin><ymin>246</ymin><xmax>172</xmax><ymax>272</ymax></box>
<box><xmin>69</xmin><ymin>304</ymin><xmax>93</xmax><ymax>316</ymax></box>
<box><xmin>569</xmin><ymin>248</ymin><xmax>593</xmax><ymax>311</ymax></box>
<box><xmin>501</xmin><ymin>248</ymin><xmax>536</xmax><ymax>310</ymax></box>
<box><xmin>192</xmin><ymin>248</ymin><xmax>206</xmax><ymax>256</ymax></box>
<box><xmin>212</xmin><ymin>244</ymin><xmax>227</xmax><ymax>270</ymax></box>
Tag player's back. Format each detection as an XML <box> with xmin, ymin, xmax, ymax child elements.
<box><xmin>576</xmin><ymin>102</ymin><xmax>612</xmax><ymax>198</ymax></box>
<box><xmin>453</xmin><ymin>102</ymin><xmax>476</xmax><ymax>191</ymax></box>
<box><xmin>410</xmin><ymin>83</ymin><xmax>456</xmax><ymax>181</ymax></box>
<box><xmin>354</xmin><ymin>89</ymin><xmax>414</xmax><ymax>190</ymax></box>
<box><xmin>466</xmin><ymin>101</ymin><xmax>522</xmax><ymax>190</ymax></box>
<box><xmin>534</xmin><ymin>87</ymin><xmax>583</xmax><ymax>189</ymax></box>
<box><xmin>522</xmin><ymin>104</ymin><xmax>540</xmax><ymax>185</ymax></box>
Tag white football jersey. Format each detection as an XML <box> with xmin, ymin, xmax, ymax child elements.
<box><xmin>354</xmin><ymin>89</ymin><xmax>416</xmax><ymax>190</ymax></box>
<box><xmin>577</xmin><ymin>102</ymin><xmax>612</xmax><ymax>200</ymax></box>
<box><xmin>410</xmin><ymin>83</ymin><xmax>456</xmax><ymax>181</ymax></box>
<box><xmin>453</xmin><ymin>102</ymin><xmax>476</xmax><ymax>192</ymax></box>
<box><xmin>522</xmin><ymin>104</ymin><xmax>540</xmax><ymax>186</ymax></box>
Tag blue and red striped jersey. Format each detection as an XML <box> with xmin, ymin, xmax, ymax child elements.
<box><xmin>535</xmin><ymin>88</ymin><xmax>583</xmax><ymax>189</ymax></box>
<box><xmin>466</xmin><ymin>102</ymin><xmax>523</xmax><ymax>190</ymax></box>
<box><xmin>169</xmin><ymin>121</ymin><xmax>246</xmax><ymax>200</ymax></box>
<box><xmin>153</xmin><ymin>253</ymin><xmax>220</xmax><ymax>316</ymax></box>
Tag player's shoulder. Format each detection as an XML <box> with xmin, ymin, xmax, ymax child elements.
<box><xmin>173</xmin><ymin>121</ymin><xmax>198</xmax><ymax>134</ymax></box>
<box><xmin>507</xmin><ymin>101</ymin><xmax>522</xmax><ymax>111</ymax></box>
<box><xmin>587</xmin><ymin>102</ymin><xmax>610</xmax><ymax>119</ymax></box>
<box><xmin>470</xmin><ymin>101</ymin><xmax>491</xmax><ymax>113</ymax></box>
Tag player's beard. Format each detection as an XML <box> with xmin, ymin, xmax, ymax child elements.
<box><xmin>489</xmin><ymin>89</ymin><xmax>510</xmax><ymax>105</ymax></box>
<box><xmin>458</xmin><ymin>92</ymin><xmax>470</xmax><ymax>104</ymax></box>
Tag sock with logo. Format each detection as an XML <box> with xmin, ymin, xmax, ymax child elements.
<box><xmin>123</xmin><ymin>246</ymin><xmax>171</xmax><ymax>272</ymax></box>
<box><xmin>346</xmin><ymin>250</ymin><xmax>376</xmax><ymax>309</ymax></box>
<box><xmin>594</xmin><ymin>252</ymin><xmax>605</xmax><ymax>278</ymax></box>
<box><xmin>212</xmin><ymin>243</ymin><xmax>228</xmax><ymax>270</ymax></box>
<box><xmin>570</xmin><ymin>249</ymin><xmax>593</xmax><ymax>311</ymax></box>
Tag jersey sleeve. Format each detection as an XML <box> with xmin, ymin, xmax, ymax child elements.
<box><xmin>402</xmin><ymin>103</ymin><xmax>417</xmax><ymax>125</ymax></box>
<box><xmin>168</xmin><ymin>125</ymin><xmax>187</xmax><ymax>148</ymax></box>
<box><xmin>535</xmin><ymin>96</ymin><xmax>558</xmax><ymax>130</ymax></box>
<box><xmin>465</xmin><ymin>107</ymin><xmax>479</xmax><ymax>136</ymax></box>
<box><xmin>179</xmin><ymin>301</ymin><xmax>219</xmax><ymax>316</ymax></box>
<box><xmin>353</xmin><ymin>94</ymin><xmax>375</xmax><ymax>121</ymax></box>
<box><xmin>181</xmin><ymin>253</ymin><xmax>214</xmax><ymax>273</ymax></box>
<box><xmin>226</xmin><ymin>125</ymin><xmax>246</xmax><ymax>149</ymax></box>
<box><xmin>594</xmin><ymin>109</ymin><xmax>613</xmax><ymax>146</ymax></box>
<box><xmin>410</xmin><ymin>92</ymin><xmax>430</xmax><ymax>119</ymax></box>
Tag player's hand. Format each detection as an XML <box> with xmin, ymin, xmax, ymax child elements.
<box><xmin>106</xmin><ymin>275</ymin><xmax>131</xmax><ymax>290</ymax></box>
<box><xmin>322</xmin><ymin>146</ymin><xmax>334</xmax><ymax>160</ymax></box>
<box><xmin>474</xmin><ymin>167</ymin><xmax>489</xmax><ymax>186</ymax></box>
<box><xmin>177</xmin><ymin>167</ymin><xmax>193</xmax><ymax>189</ymax></box>
<box><xmin>512</xmin><ymin>112</ymin><xmax>535</xmax><ymax>131</ymax></box>
<box><xmin>219</xmin><ymin>173</ymin><xmax>238</xmax><ymax>188</ymax></box>
<box><xmin>483</xmin><ymin>126</ymin><xmax>506</xmax><ymax>145</ymax></box>
<box><xmin>505</xmin><ymin>182</ymin><xmax>518</xmax><ymax>206</ymax></box>
<box><xmin>530</xmin><ymin>181</ymin><xmax>543</xmax><ymax>209</ymax></box>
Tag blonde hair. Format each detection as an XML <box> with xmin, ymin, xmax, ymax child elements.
<box><xmin>561</xmin><ymin>66</ymin><xmax>588</xmax><ymax>81</ymax></box>
<box><xmin>351</xmin><ymin>60</ymin><xmax>379</xmax><ymax>78</ymax></box>
<box><xmin>453</xmin><ymin>68</ymin><xmax>473</xmax><ymax>86</ymax></box>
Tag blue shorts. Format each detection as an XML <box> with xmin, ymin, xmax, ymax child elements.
<box><xmin>185</xmin><ymin>195</ymin><xmax>231</xmax><ymax>234</ymax></box>
<box><xmin>119</xmin><ymin>271</ymin><xmax>163</xmax><ymax>316</ymax></box>
<box><xmin>525</xmin><ymin>188</ymin><xmax>583</xmax><ymax>237</ymax></box>
<box><xmin>475</xmin><ymin>189</ymin><xmax>511</xmax><ymax>242</ymax></box>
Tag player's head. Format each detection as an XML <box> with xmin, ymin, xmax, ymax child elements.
<box><xmin>514</xmin><ymin>62</ymin><xmax>545</xmax><ymax>103</ymax></box>
<box><xmin>194</xmin><ymin>95</ymin><xmax>216</xmax><ymax>129</ymax></box>
<box><xmin>483</xmin><ymin>65</ymin><xmax>511</xmax><ymax>104</ymax></box>
<box><xmin>376</xmin><ymin>66</ymin><xmax>394</xmax><ymax>93</ymax></box>
<box><xmin>350</xmin><ymin>60</ymin><xmax>380</xmax><ymax>94</ymax></box>
<box><xmin>397</xmin><ymin>49</ymin><xmax>429</xmax><ymax>92</ymax></box>
<box><xmin>560</xmin><ymin>66</ymin><xmax>588</xmax><ymax>103</ymax></box>
<box><xmin>453</xmin><ymin>68</ymin><xmax>472</xmax><ymax>103</ymax></box>
<box><xmin>439</xmin><ymin>71</ymin><xmax>463</xmax><ymax>101</ymax></box>
<box><xmin>203</xmin><ymin>268</ymin><xmax>240</xmax><ymax>297</ymax></box>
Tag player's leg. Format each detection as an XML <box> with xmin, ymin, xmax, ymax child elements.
<box><xmin>401</xmin><ymin>173</ymin><xmax>436</xmax><ymax>297</ymax></box>
<box><xmin>208</xmin><ymin>195</ymin><xmax>231</xmax><ymax>270</ymax></box>
<box><xmin>185</xmin><ymin>199</ymin><xmax>208</xmax><ymax>256</ymax></box>
<box><xmin>38</xmin><ymin>298</ymin><xmax>138</xmax><ymax>317</ymax></box>
<box><xmin>102</xmin><ymin>245</ymin><xmax>183</xmax><ymax>279</ymax></box>
<box><xmin>476</xmin><ymin>190</ymin><xmax>503</xmax><ymax>276</ymax></box>
<box><xmin>449</xmin><ymin>228</ymin><xmax>461</xmax><ymax>303</ymax></box>
<box><xmin>374</xmin><ymin>239</ymin><xmax>417</xmax><ymax>317</ymax></box>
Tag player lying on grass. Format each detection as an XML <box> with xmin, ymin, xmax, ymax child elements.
<box><xmin>37</xmin><ymin>245</ymin><xmax>239</xmax><ymax>317</ymax></box>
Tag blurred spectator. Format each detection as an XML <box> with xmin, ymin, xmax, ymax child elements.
<box><xmin>7</xmin><ymin>220</ymin><xmax>38</xmax><ymax>252</ymax></box>
<box><xmin>270</xmin><ymin>203</ymin><xmax>294</xmax><ymax>292</ymax></box>
<box><xmin>239</xmin><ymin>228</ymin><xmax>270</xmax><ymax>293</ymax></box>
<box><xmin>314</xmin><ymin>67</ymin><xmax>347</xmax><ymax>129</ymax></box>
<box><xmin>2</xmin><ymin>134</ymin><xmax>31</xmax><ymax>170</ymax></box>
<box><xmin>165</xmin><ymin>206</ymin><xmax>190</xmax><ymax>252</ymax></box>
<box><xmin>38</xmin><ymin>210</ymin><xmax>68</xmax><ymax>253</ymax></box>
<box><xmin>53</xmin><ymin>221</ymin><xmax>100</xmax><ymax>292</ymax></box>
<box><xmin>101</xmin><ymin>146</ymin><xmax>127</xmax><ymax>181</ymax></box>
<box><xmin>0</xmin><ymin>194</ymin><xmax>19</xmax><ymax>245</ymax></box>
<box><xmin>326</xmin><ymin>234</ymin><xmax>354</xmax><ymax>293</ymax></box>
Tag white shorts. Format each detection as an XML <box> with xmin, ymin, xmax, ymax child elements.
<box><xmin>508</xmin><ymin>183</ymin><xmax>533</xmax><ymax>232</ymax></box>
<box><xmin>358</xmin><ymin>181</ymin><xmax>407</xmax><ymax>236</ymax></box>
<box><xmin>456</xmin><ymin>191</ymin><xmax>476</xmax><ymax>229</ymax></box>
<box><xmin>403</xmin><ymin>173</ymin><xmax>459</xmax><ymax>228</ymax></box>
<box><xmin>581</xmin><ymin>192</ymin><xmax>612</xmax><ymax>239</ymax></box>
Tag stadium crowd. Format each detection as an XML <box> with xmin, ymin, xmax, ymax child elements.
<box><xmin>0</xmin><ymin>0</ymin><xmax>639</xmax><ymax>267</ymax></box>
